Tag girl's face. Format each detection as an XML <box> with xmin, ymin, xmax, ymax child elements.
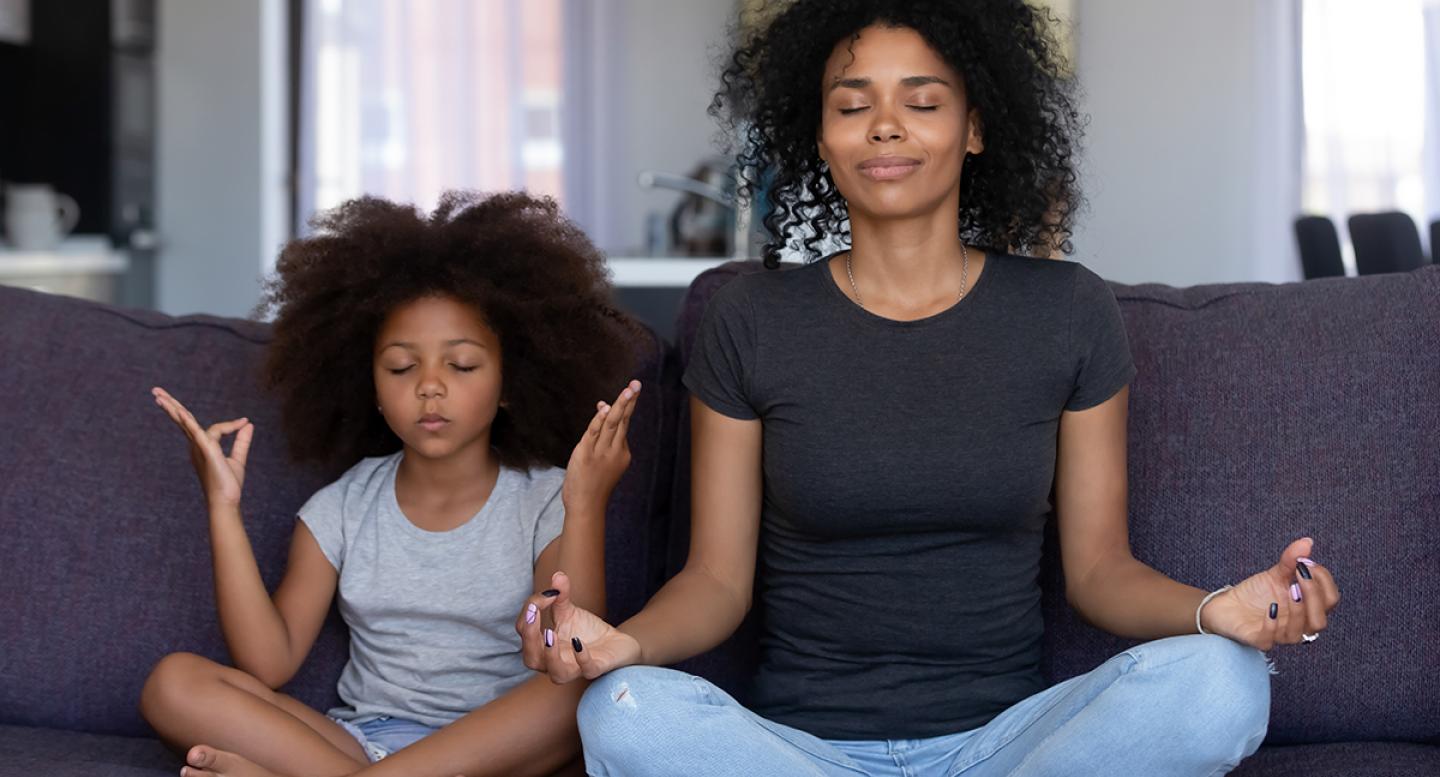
<box><xmin>373</xmin><ymin>295</ymin><xmax>504</xmax><ymax>461</ymax></box>
<box><xmin>817</xmin><ymin>25</ymin><xmax>984</xmax><ymax>223</ymax></box>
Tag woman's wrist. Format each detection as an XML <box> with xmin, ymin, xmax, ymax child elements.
<box><xmin>1196</xmin><ymin>585</ymin><xmax>1233</xmax><ymax>635</ymax></box>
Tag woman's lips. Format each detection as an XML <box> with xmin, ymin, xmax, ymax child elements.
<box><xmin>858</xmin><ymin>156</ymin><xmax>921</xmax><ymax>180</ymax></box>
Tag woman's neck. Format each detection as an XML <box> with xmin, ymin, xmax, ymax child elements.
<box><xmin>841</xmin><ymin>203</ymin><xmax>980</xmax><ymax>314</ymax></box>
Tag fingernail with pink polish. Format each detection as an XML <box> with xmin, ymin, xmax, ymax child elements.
<box><xmin>525</xmin><ymin>603</ymin><xmax>537</xmax><ymax>625</ymax></box>
<box><xmin>1297</xmin><ymin>557</ymin><xmax>1316</xmax><ymax>567</ymax></box>
<box><xmin>1290</xmin><ymin>583</ymin><xmax>1302</xmax><ymax>602</ymax></box>
<box><xmin>545</xmin><ymin>628</ymin><xmax>554</xmax><ymax>648</ymax></box>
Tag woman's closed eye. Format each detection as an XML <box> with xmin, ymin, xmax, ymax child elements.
<box><xmin>837</xmin><ymin>105</ymin><xmax>940</xmax><ymax>115</ymax></box>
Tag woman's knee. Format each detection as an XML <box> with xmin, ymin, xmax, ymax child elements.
<box><xmin>1146</xmin><ymin>635</ymin><xmax>1272</xmax><ymax>746</ymax></box>
<box><xmin>578</xmin><ymin>667</ymin><xmax>703</xmax><ymax>757</ymax></box>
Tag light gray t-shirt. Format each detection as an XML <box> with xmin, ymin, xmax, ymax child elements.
<box><xmin>298</xmin><ymin>452</ymin><xmax>565</xmax><ymax>727</ymax></box>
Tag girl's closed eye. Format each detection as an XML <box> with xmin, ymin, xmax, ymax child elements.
<box><xmin>387</xmin><ymin>364</ymin><xmax>415</xmax><ymax>375</ymax></box>
<box><xmin>838</xmin><ymin>106</ymin><xmax>869</xmax><ymax>115</ymax></box>
<box><xmin>450</xmin><ymin>363</ymin><xmax>478</xmax><ymax>373</ymax></box>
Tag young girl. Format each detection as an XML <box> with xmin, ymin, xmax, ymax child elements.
<box><xmin>140</xmin><ymin>191</ymin><xmax>642</xmax><ymax>777</ymax></box>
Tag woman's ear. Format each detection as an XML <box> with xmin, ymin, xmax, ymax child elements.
<box><xmin>966</xmin><ymin>109</ymin><xmax>985</xmax><ymax>155</ymax></box>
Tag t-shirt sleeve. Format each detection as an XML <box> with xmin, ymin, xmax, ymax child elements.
<box><xmin>682</xmin><ymin>279</ymin><xmax>760</xmax><ymax>420</ymax></box>
<box><xmin>531</xmin><ymin>472</ymin><xmax>565</xmax><ymax>564</ymax></box>
<box><xmin>1065</xmin><ymin>264</ymin><xmax>1138</xmax><ymax>411</ymax></box>
<box><xmin>297</xmin><ymin>480</ymin><xmax>346</xmax><ymax>571</ymax></box>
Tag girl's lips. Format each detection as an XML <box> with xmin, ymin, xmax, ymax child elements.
<box><xmin>418</xmin><ymin>415</ymin><xmax>449</xmax><ymax>432</ymax></box>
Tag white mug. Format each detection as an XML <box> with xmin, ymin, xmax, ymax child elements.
<box><xmin>4</xmin><ymin>183</ymin><xmax>81</xmax><ymax>250</ymax></box>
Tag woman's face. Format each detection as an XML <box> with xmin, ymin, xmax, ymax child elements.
<box><xmin>817</xmin><ymin>25</ymin><xmax>983</xmax><ymax>222</ymax></box>
<box><xmin>373</xmin><ymin>295</ymin><xmax>504</xmax><ymax>461</ymax></box>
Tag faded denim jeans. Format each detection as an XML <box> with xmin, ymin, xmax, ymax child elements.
<box><xmin>578</xmin><ymin>634</ymin><xmax>1270</xmax><ymax>777</ymax></box>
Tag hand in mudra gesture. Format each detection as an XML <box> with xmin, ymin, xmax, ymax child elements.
<box><xmin>1200</xmin><ymin>537</ymin><xmax>1341</xmax><ymax>650</ymax></box>
<box><xmin>515</xmin><ymin>571</ymin><xmax>641</xmax><ymax>684</ymax></box>
<box><xmin>151</xmin><ymin>387</ymin><xmax>253</xmax><ymax>508</ymax></box>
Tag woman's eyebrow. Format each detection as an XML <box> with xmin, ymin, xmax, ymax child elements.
<box><xmin>900</xmin><ymin>75</ymin><xmax>950</xmax><ymax>88</ymax></box>
<box><xmin>827</xmin><ymin>75</ymin><xmax>951</xmax><ymax>92</ymax></box>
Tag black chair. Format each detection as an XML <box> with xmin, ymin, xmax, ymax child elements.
<box><xmin>1430</xmin><ymin>220</ymin><xmax>1439</xmax><ymax>265</ymax></box>
<box><xmin>1348</xmin><ymin>211</ymin><xmax>1427</xmax><ymax>275</ymax></box>
<box><xmin>1294</xmin><ymin>215</ymin><xmax>1346</xmax><ymax>279</ymax></box>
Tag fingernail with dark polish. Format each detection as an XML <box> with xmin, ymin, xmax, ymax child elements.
<box><xmin>1290</xmin><ymin>583</ymin><xmax>1302</xmax><ymax>602</ymax></box>
<box><xmin>1296</xmin><ymin>562</ymin><xmax>1312</xmax><ymax>580</ymax></box>
<box><xmin>545</xmin><ymin>628</ymin><xmax>554</xmax><ymax>648</ymax></box>
<box><xmin>572</xmin><ymin>637</ymin><xmax>584</xmax><ymax>653</ymax></box>
<box><xmin>541</xmin><ymin>589</ymin><xmax>559</xmax><ymax>597</ymax></box>
<box><xmin>1269</xmin><ymin>602</ymin><xmax>1279</xmax><ymax>619</ymax></box>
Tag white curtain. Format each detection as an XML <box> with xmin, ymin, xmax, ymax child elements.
<box><xmin>1424</xmin><ymin>1</ymin><xmax>1440</xmax><ymax>253</ymax></box>
<box><xmin>296</xmin><ymin>0</ymin><xmax>566</xmax><ymax>229</ymax></box>
<box><xmin>1301</xmin><ymin>0</ymin><xmax>1431</xmax><ymax>269</ymax></box>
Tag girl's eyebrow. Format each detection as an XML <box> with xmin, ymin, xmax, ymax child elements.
<box><xmin>445</xmin><ymin>338</ymin><xmax>489</xmax><ymax>349</ymax></box>
<box><xmin>379</xmin><ymin>339</ymin><xmax>488</xmax><ymax>350</ymax></box>
<box><xmin>827</xmin><ymin>75</ymin><xmax>951</xmax><ymax>92</ymax></box>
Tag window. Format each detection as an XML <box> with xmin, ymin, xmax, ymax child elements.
<box><xmin>297</xmin><ymin>0</ymin><xmax>565</xmax><ymax>227</ymax></box>
<box><xmin>1301</xmin><ymin>0</ymin><xmax>1437</xmax><ymax>265</ymax></box>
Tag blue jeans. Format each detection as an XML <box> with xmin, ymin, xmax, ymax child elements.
<box><xmin>578</xmin><ymin>634</ymin><xmax>1270</xmax><ymax>777</ymax></box>
<box><xmin>330</xmin><ymin>715</ymin><xmax>439</xmax><ymax>763</ymax></box>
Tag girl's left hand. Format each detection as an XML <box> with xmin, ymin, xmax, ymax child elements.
<box><xmin>561</xmin><ymin>380</ymin><xmax>641</xmax><ymax>506</ymax></box>
<box><xmin>1200</xmin><ymin>537</ymin><xmax>1341</xmax><ymax>650</ymax></box>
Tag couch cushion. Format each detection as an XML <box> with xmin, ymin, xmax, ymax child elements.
<box><xmin>1041</xmin><ymin>265</ymin><xmax>1440</xmax><ymax>746</ymax></box>
<box><xmin>0</xmin><ymin>725</ymin><xmax>174</xmax><ymax>776</ymax></box>
<box><xmin>0</xmin><ymin>285</ymin><xmax>672</xmax><ymax>737</ymax></box>
<box><xmin>1230</xmin><ymin>742</ymin><xmax>1440</xmax><ymax>776</ymax></box>
<box><xmin>669</xmin><ymin>261</ymin><xmax>1440</xmax><ymax>746</ymax></box>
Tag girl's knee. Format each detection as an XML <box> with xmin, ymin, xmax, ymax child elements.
<box><xmin>139</xmin><ymin>652</ymin><xmax>212</xmax><ymax>719</ymax></box>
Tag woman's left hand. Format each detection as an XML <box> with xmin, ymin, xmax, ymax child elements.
<box><xmin>1200</xmin><ymin>537</ymin><xmax>1341</xmax><ymax>650</ymax></box>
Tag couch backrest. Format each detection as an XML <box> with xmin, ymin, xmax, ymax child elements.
<box><xmin>0</xmin><ymin>285</ymin><xmax>675</xmax><ymax>737</ymax></box>
<box><xmin>667</xmin><ymin>260</ymin><xmax>1440</xmax><ymax>746</ymax></box>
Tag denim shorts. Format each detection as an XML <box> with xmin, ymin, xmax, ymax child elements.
<box><xmin>330</xmin><ymin>715</ymin><xmax>440</xmax><ymax>763</ymax></box>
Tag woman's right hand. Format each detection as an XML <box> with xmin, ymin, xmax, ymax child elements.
<box><xmin>517</xmin><ymin>571</ymin><xmax>641</xmax><ymax>684</ymax></box>
<box><xmin>152</xmin><ymin>387</ymin><xmax>253</xmax><ymax>509</ymax></box>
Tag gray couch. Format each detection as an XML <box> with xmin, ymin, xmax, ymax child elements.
<box><xmin>1</xmin><ymin>261</ymin><xmax>1437</xmax><ymax>775</ymax></box>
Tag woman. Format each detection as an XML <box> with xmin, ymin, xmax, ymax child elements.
<box><xmin>521</xmin><ymin>2</ymin><xmax>1341</xmax><ymax>775</ymax></box>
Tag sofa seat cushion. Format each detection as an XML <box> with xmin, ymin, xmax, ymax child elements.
<box><xmin>1231</xmin><ymin>741</ymin><xmax>1440</xmax><ymax>776</ymax></box>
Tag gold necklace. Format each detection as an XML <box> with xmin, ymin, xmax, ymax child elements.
<box><xmin>845</xmin><ymin>243</ymin><xmax>970</xmax><ymax>311</ymax></box>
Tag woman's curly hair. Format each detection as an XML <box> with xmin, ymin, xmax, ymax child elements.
<box><xmin>712</xmin><ymin>0</ymin><xmax>1082</xmax><ymax>267</ymax></box>
<box><xmin>258</xmin><ymin>190</ymin><xmax>641</xmax><ymax>472</ymax></box>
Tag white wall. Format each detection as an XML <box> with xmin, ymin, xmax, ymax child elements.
<box><xmin>156</xmin><ymin>0</ymin><xmax>287</xmax><ymax>317</ymax></box>
<box><xmin>1071</xmin><ymin>0</ymin><xmax>1301</xmax><ymax>286</ymax></box>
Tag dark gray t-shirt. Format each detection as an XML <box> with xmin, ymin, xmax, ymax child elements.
<box><xmin>682</xmin><ymin>253</ymin><xmax>1136</xmax><ymax>740</ymax></box>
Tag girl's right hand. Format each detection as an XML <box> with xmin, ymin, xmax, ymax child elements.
<box><xmin>152</xmin><ymin>387</ymin><xmax>253</xmax><ymax>509</ymax></box>
<box><xmin>517</xmin><ymin>571</ymin><xmax>642</xmax><ymax>684</ymax></box>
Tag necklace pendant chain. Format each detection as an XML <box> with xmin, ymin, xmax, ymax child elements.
<box><xmin>845</xmin><ymin>243</ymin><xmax>969</xmax><ymax>312</ymax></box>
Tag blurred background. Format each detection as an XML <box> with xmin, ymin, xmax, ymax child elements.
<box><xmin>1</xmin><ymin>0</ymin><xmax>1437</xmax><ymax>338</ymax></box>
